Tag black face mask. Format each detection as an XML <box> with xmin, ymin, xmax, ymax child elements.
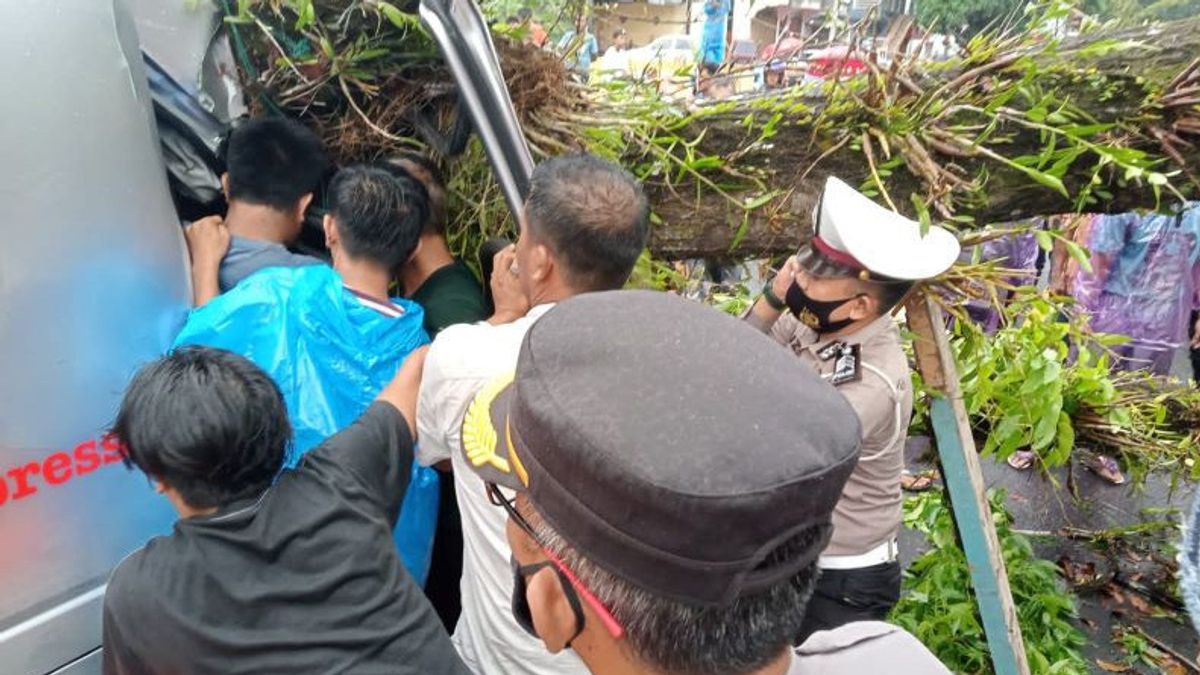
<box><xmin>785</xmin><ymin>281</ymin><xmax>862</xmax><ymax>334</ymax></box>
<box><xmin>511</xmin><ymin>558</ymin><xmax>587</xmax><ymax>647</ymax></box>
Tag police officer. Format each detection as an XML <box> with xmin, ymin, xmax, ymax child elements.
<box><xmin>456</xmin><ymin>290</ymin><xmax>949</xmax><ymax>673</ymax></box>
<box><xmin>745</xmin><ymin>176</ymin><xmax>960</xmax><ymax>641</ymax></box>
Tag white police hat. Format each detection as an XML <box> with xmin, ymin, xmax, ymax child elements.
<box><xmin>807</xmin><ymin>176</ymin><xmax>961</xmax><ymax>281</ymax></box>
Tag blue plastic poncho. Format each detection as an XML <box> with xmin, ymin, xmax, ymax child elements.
<box><xmin>172</xmin><ymin>264</ymin><xmax>439</xmax><ymax>584</ymax></box>
<box><xmin>1073</xmin><ymin>204</ymin><xmax>1200</xmax><ymax>374</ymax></box>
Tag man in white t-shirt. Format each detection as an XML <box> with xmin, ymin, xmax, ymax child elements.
<box><xmin>417</xmin><ymin>154</ymin><xmax>650</xmax><ymax>675</ymax></box>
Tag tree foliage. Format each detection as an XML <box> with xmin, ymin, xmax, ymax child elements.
<box><xmin>1084</xmin><ymin>0</ymin><xmax>1200</xmax><ymax>23</ymax></box>
<box><xmin>892</xmin><ymin>489</ymin><xmax>1089</xmax><ymax>674</ymax></box>
<box><xmin>916</xmin><ymin>0</ymin><xmax>1025</xmax><ymax>37</ymax></box>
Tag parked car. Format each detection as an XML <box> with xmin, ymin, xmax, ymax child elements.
<box><xmin>624</xmin><ymin>33</ymin><xmax>698</xmax><ymax>80</ymax></box>
<box><xmin>806</xmin><ymin>45</ymin><xmax>868</xmax><ymax>79</ymax></box>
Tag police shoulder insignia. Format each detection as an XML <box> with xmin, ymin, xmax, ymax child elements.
<box><xmin>816</xmin><ymin>340</ymin><xmax>846</xmax><ymax>361</ymax></box>
<box><xmin>829</xmin><ymin>344</ymin><xmax>862</xmax><ymax>386</ymax></box>
<box><xmin>462</xmin><ymin>371</ymin><xmax>516</xmax><ymax>474</ymax></box>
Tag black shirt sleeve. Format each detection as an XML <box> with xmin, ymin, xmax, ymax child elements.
<box><xmin>303</xmin><ymin>401</ymin><xmax>414</xmax><ymax>523</ymax></box>
<box><xmin>102</xmin><ymin>572</ymin><xmax>150</xmax><ymax>675</ymax></box>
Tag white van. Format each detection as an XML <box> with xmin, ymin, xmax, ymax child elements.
<box><xmin>0</xmin><ymin>1</ymin><xmax>531</xmax><ymax>672</ymax></box>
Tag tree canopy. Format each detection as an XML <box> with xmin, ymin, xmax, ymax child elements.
<box><xmin>916</xmin><ymin>0</ymin><xmax>1025</xmax><ymax>37</ymax></box>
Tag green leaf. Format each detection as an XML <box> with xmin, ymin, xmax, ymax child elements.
<box><xmin>1035</xmin><ymin>230</ymin><xmax>1054</xmax><ymax>252</ymax></box>
<box><xmin>293</xmin><ymin>0</ymin><xmax>315</xmax><ymax>30</ymax></box>
<box><xmin>1049</xmin><ymin>412</ymin><xmax>1074</xmax><ymax>465</ymax></box>
<box><xmin>1063</xmin><ymin>123</ymin><xmax>1114</xmax><ymax>138</ymax></box>
<box><xmin>742</xmin><ymin>190</ymin><xmax>781</xmax><ymax>211</ymax></box>
<box><xmin>728</xmin><ymin>212</ymin><xmax>750</xmax><ymax>253</ymax></box>
<box><xmin>1021</xmin><ymin>166</ymin><xmax>1069</xmax><ymax>198</ymax></box>
<box><xmin>1078</xmin><ymin>38</ymin><xmax>1147</xmax><ymax>58</ymax></box>
<box><xmin>1063</xmin><ymin>240</ymin><xmax>1093</xmax><ymax>274</ymax></box>
<box><xmin>910</xmin><ymin>194</ymin><xmax>932</xmax><ymax>236</ymax></box>
<box><xmin>378</xmin><ymin>1</ymin><xmax>418</xmax><ymax>31</ymax></box>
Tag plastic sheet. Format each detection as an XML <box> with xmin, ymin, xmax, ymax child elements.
<box><xmin>173</xmin><ymin>265</ymin><xmax>439</xmax><ymax>584</ymax></box>
<box><xmin>1073</xmin><ymin>204</ymin><xmax>1200</xmax><ymax>375</ymax></box>
<box><xmin>960</xmin><ymin>225</ymin><xmax>1042</xmax><ymax>332</ymax></box>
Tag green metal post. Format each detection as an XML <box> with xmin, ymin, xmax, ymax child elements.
<box><xmin>907</xmin><ymin>295</ymin><xmax>1030</xmax><ymax>675</ymax></box>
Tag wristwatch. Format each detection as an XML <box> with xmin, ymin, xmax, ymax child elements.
<box><xmin>762</xmin><ymin>285</ymin><xmax>786</xmax><ymax>311</ymax></box>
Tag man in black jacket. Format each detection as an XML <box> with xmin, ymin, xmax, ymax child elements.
<box><xmin>102</xmin><ymin>346</ymin><xmax>467</xmax><ymax>675</ymax></box>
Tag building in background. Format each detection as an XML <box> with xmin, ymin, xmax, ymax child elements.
<box><xmin>594</xmin><ymin>0</ymin><xmax>914</xmax><ymax>61</ymax></box>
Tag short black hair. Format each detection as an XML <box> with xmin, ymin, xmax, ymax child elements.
<box><xmin>224</xmin><ymin>117</ymin><xmax>330</xmax><ymax>211</ymax></box>
<box><xmin>328</xmin><ymin>164</ymin><xmax>429</xmax><ymax>273</ymax></box>
<box><xmin>517</xmin><ymin>7</ymin><xmax>533</xmax><ymax>20</ymax></box>
<box><xmin>380</xmin><ymin>153</ymin><xmax>447</xmax><ymax>235</ymax></box>
<box><xmin>113</xmin><ymin>347</ymin><xmax>291</xmax><ymax>510</ymax></box>
<box><xmin>525</xmin><ymin>154</ymin><xmax>650</xmax><ymax>292</ymax></box>
<box><xmin>863</xmin><ymin>279</ymin><xmax>915</xmax><ymax>314</ymax></box>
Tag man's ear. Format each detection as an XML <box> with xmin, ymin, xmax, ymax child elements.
<box><xmin>323</xmin><ymin>214</ymin><xmax>338</xmax><ymax>250</ymax></box>
<box><xmin>407</xmin><ymin>237</ymin><xmax>424</xmax><ymax>264</ymax></box>
<box><xmin>529</xmin><ymin>242</ymin><xmax>553</xmax><ymax>283</ymax></box>
<box><xmin>220</xmin><ymin>173</ymin><xmax>230</xmax><ymax>200</ymax></box>
<box><xmin>849</xmin><ymin>292</ymin><xmax>878</xmax><ymax>321</ymax></box>
<box><xmin>296</xmin><ymin>193</ymin><xmax>315</xmax><ymax>221</ymax></box>
<box><xmin>526</xmin><ymin>569</ymin><xmax>581</xmax><ymax>654</ymax></box>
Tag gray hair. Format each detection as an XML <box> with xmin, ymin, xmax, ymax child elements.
<box><xmin>525</xmin><ymin>503</ymin><xmax>821</xmax><ymax>675</ymax></box>
<box><xmin>525</xmin><ymin>154</ymin><xmax>649</xmax><ymax>293</ymax></box>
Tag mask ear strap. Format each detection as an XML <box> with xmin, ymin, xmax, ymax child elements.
<box><xmin>554</xmin><ymin>567</ymin><xmax>588</xmax><ymax>648</ymax></box>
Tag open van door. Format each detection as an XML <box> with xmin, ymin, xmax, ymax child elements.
<box><xmin>0</xmin><ymin>1</ymin><xmax>190</xmax><ymax>672</ymax></box>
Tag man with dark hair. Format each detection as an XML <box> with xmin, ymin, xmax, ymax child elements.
<box><xmin>177</xmin><ymin>165</ymin><xmax>442</xmax><ymax>584</ymax></box>
<box><xmin>102</xmin><ymin>346</ymin><xmax>468</xmax><ymax>674</ymax></box>
<box><xmin>557</xmin><ymin>16</ymin><xmax>599</xmax><ymax>79</ymax></box>
<box><xmin>190</xmin><ymin>164</ymin><xmax>426</xmax><ymax>308</ymax></box>
<box><xmin>518</xmin><ymin>7</ymin><xmax>548</xmax><ymax>48</ymax></box>
<box><xmin>744</xmin><ymin>176</ymin><xmax>960</xmax><ymax>641</ymax></box>
<box><xmin>386</xmin><ymin>154</ymin><xmax>489</xmax><ymax>339</ymax></box>
<box><xmin>185</xmin><ymin>117</ymin><xmax>331</xmax><ymax>305</ymax></box>
<box><xmin>417</xmin><ymin>153</ymin><xmax>648</xmax><ymax>674</ymax></box>
<box><xmin>515</xmin><ymin>152</ymin><xmax>650</xmax><ymax>295</ymax></box>
<box><xmin>457</xmin><ymin>290</ymin><xmax>949</xmax><ymax>673</ymax></box>
<box><xmin>384</xmin><ymin>154</ymin><xmax>489</xmax><ymax>630</ymax></box>
<box><xmin>324</xmin><ymin>164</ymin><xmax>428</xmax><ymax>284</ymax></box>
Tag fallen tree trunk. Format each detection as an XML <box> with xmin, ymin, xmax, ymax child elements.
<box><xmin>232</xmin><ymin>5</ymin><xmax>1200</xmax><ymax>259</ymax></box>
<box><xmin>641</xmin><ymin>19</ymin><xmax>1200</xmax><ymax>257</ymax></box>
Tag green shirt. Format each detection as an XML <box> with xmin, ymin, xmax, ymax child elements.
<box><xmin>411</xmin><ymin>261</ymin><xmax>489</xmax><ymax>337</ymax></box>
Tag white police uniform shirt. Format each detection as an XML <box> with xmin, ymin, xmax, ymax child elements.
<box><xmin>416</xmin><ymin>304</ymin><xmax>589</xmax><ymax>675</ymax></box>
<box><xmin>789</xmin><ymin>622</ymin><xmax>951</xmax><ymax>673</ymax></box>
<box><xmin>768</xmin><ymin>312</ymin><xmax>912</xmax><ymax>557</ymax></box>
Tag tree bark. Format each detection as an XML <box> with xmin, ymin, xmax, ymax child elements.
<box><xmin>641</xmin><ymin>20</ymin><xmax>1200</xmax><ymax>259</ymax></box>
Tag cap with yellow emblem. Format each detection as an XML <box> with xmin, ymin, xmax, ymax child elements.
<box><xmin>797</xmin><ymin>176</ymin><xmax>961</xmax><ymax>282</ymax></box>
<box><xmin>460</xmin><ymin>290</ymin><xmax>862</xmax><ymax>607</ymax></box>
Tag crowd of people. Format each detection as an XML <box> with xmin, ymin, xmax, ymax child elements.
<box><xmin>98</xmin><ymin>111</ymin><xmax>1198</xmax><ymax>673</ymax></box>
<box><xmin>99</xmin><ymin>114</ymin><xmax>965</xmax><ymax>674</ymax></box>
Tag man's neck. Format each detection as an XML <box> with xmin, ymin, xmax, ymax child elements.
<box><xmin>577</xmin><ymin>637</ymin><xmax>792</xmax><ymax>675</ymax></box>
<box><xmin>400</xmin><ymin>233</ymin><xmax>456</xmax><ymax>298</ymax></box>
<box><xmin>225</xmin><ymin>201</ymin><xmax>297</xmax><ymax>245</ymax></box>
<box><xmin>335</xmin><ymin>255</ymin><xmax>393</xmax><ymax>302</ymax></box>
<box><xmin>165</xmin><ymin>489</ymin><xmax>219</xmax><ymax>520</ymax></box>
<box><xmin>528</xmin><ymin>280</ymin><xmax>579</xmax><ymax>308</ymax></box>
